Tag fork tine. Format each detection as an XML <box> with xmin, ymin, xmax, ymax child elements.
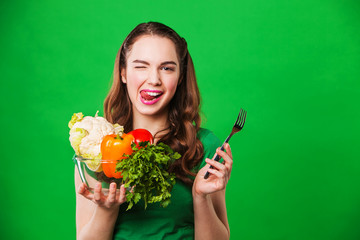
<box><xmin>235</xmin><ymin>108</ymin><xmax>247</xmax><ymax>128</ymax></box>
<box><xmin>241</xmin><ymin>110</ymin><xmax>247</xmax><ymax>127</ymax></box>
<box><xmin>240</xmin><ymin>110</ymin><xmax>246</xmax><ymax>128</ymax></box>
<box><xmin>234</xmin><ymin>110</ymin><xmax>241</xmax><ymax>126</ymax></box>
<box><xmin>239</xmin><ymin>109</ymin><xmax>245</xmax><ymax>123</ymax></box>
<box><xmin>235</xmin><ymin>110</ymin><xmax>241</xmax><ymax>126</ymax></box>
<box><xmin>239</xmin><ymin>109</ymin><xmax>244</xmax><ymax>124</ymax></box>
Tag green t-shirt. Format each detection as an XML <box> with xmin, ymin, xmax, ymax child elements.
<box><xmin>113</xmin><ymin>128</ymin><xmax>221</xmax><ymax>240</ymax></box>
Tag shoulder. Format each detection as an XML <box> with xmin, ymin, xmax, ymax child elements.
<box><xmin>197</xmin><ymin>128</ymin><xmax>221</xmax><ymax>152</ymax></box>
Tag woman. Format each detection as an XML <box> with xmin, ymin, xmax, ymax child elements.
<box><xmin>75</xmin><ymin>22</ymin><xmax>233</xmax><ymax>240</ymax></box>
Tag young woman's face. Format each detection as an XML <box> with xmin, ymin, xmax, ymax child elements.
<box><xmin>122</xmin><ymin>35</ymin><xmax>180</xmax><ymax>118</ymax></box>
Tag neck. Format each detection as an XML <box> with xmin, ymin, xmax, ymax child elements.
<box><xmin>132</xmin><ymin>110</ymin><xmax>170</xmax><ymax>142</ymax></box>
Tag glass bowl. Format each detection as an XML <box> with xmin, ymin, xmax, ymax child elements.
<box><xmin>73</xmin><ymin>155</ymin><xmax>124</xmax><ymax>195</ymax></box>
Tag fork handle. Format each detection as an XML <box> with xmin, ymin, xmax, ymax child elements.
<box><xmin>203</xmin><ymin>135</ymin><xmax>232</xmax><ymax>179</ymax></box>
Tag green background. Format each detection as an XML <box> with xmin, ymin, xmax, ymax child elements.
<box><xmin>1</xmin><ymin>0</ymin><xmax>359</xmax><ymax>239</ymax></box>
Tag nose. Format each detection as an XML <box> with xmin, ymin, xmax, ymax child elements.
<box><xmin>147</xmin><ymin>68</ymin><xmax>161</xmax><ymax>86</ymax></box>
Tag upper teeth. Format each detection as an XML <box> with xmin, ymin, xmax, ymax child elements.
<box><xmin>146</xmin><ymin>92</ymin><xmax>161</xmax><ymax>96</ymax></box>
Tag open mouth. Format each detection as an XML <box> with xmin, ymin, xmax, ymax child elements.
<box><xmin>140</xmin><ymin>90</ymin><xmax>163</xmax><ymax>105</ymax></box>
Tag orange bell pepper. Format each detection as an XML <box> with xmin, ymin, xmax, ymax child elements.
<box><xmin>101</xmin><ymin>133</ymin><xmax>134</xmax><ymax>179</ymax></box>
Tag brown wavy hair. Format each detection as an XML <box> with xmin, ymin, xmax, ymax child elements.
<box><xmin>104</xmin><ymin>22</ymin><xmax>203</xmax><ymax>185</ymax></box>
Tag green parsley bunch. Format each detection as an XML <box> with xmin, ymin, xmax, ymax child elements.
<box><xmin>116</xmin><ymin>142</ymin><xmax>180</xmax><ymax>210</ymax></box>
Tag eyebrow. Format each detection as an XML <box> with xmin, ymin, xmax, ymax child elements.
<box><xmin>132</xmin><ymin>60</ymin><xmax>150</xmax><ymax>65</ymax></box>
<box><xmin>132</xmin><ymin>60</ymin><xmax>177</xmax><ymax>66</ymax></box>
<box><xmin>161</xmin><ymin>61</ymin><xmax>177</xmax><ymax>66</ymax></box>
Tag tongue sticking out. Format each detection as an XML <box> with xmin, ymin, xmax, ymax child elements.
<box><xmin>141</xmin><ymin>91</ymin><xmax>157</xmax><ymax>101</ymax></box>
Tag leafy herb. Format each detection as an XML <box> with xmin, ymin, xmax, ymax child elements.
<box><xmin>116</xmin><ymin>142</ymin><xmax>180</xmax><ymax>210</ymax></box>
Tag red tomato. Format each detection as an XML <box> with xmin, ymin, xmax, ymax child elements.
<box><xmin>128</xmin><ymin>128</ymin><xmax>154</xmax><ymax>148</ymax></box>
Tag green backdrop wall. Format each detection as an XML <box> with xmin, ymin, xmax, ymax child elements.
<box><xmin>1</xmin><ymin>0</ymin><xmax>359</xmax><ymax>239</ymax></box>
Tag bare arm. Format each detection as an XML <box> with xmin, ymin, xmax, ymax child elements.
<box><xmin>192</xmin><ymin>144</ymin><xmax>232</xmax><ymax>240</ymax></box>
<box><xmin>75</xmin><ymin>168</ymin><xmax>126</xmax><ymax>240</ymax></box>
<box><xmin>193</xmin><ymin>190</ymin><xmax>230</xmax><ymax>240</ymax></box>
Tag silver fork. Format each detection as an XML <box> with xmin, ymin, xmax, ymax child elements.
<box><xmin>204</xmin><ymin>108</ymin><xmax>247</xmax><ymax>179</ymax></box>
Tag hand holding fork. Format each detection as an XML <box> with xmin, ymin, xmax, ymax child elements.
<box><xmin>204</xmin><ymin>108</ymin><xmax>247</xmax><ymax>179</ymax></box>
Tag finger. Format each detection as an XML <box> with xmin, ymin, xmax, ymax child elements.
<box><xmin>216</xmin><ymin>147</ymin><xmax>233</xmax><ymax>169</ymax></box>
<box><xmin>206</xmin><ymin>158</ymin><xmax>226</xmax><ymax>171</ymax></box>
<box><xmin>209</xmin><ymin>150</ymin><xmax>232</xmax><ymax>179</ymax></box>
<box><xmin>207</xmin><ymin>168</ymin><xmax>225</xmax><ymax>180</ymax></box>
<box><xmin>107</xmin><ymin>182</ymin><xmax>117</xmax><ymax>203</ymax></box>
<box><xmin>78</xmin><ymin>183</ymin><xmax>94</xmax><ymax>200</ymax></box>
<box><xmin>118</xmin><ymin>184</ymin><xmax>127</xmax><ymax>203</ymax></box>
<box><xmin>94</xmin><ymin>182</ymin><xmax>102</xmax><ymax>203</ymax></box>
<box><xmin>77</xmin><ymin>182</ymin><xmax>86</xmax><ymax>194</ymax></box>
<box><xmin>207</xmin><ymin>168</ymin><xmax>226</xmax><ymax>189</ymax></box>
<box><xmin>224</xmin><ymin>144</ymin><xmax>234</xmax><ymax>177</ymax></box>
<box><xmin>207</xmin><ymin>157</ymin><xmax>230</xmax><ymax>183</ymax></box>
<box><xmin>224</xmin><ymin>143</ymin><xmax>233</xmax><ymax>159</ymax></box>
<box><xmin>130</xmin><ymin>185</ymin><xmax>135</xmax><ymax>193</ymax></box>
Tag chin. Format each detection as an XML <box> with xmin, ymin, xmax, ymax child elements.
<box><xmin>136</xmin><ymin>105</ymin><xmax>168</xmax><ymax>118</ymax></box>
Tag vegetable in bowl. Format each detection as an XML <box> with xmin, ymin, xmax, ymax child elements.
<box><xmin>69</xmin><ymin>112</ymin><xmax>179</xmax><ymax>210</ymax></box>
<box><xmin>118</xmin><ymin>142</ymin><xmax>180</xmax><ymax>210</ymax></box>
<box><xmin>68</xmin><ymin>111</ymin><xmax>123</xmax><ymax>171</ymax></box>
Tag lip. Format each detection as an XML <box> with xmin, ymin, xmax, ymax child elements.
<box><xmin>139</xmin><ymin>89</ymin><xmax>163</xmax><ymax>105</ymax></box>
<box><xmin>141</xmin><ymin>89</ymin><xmax>162</xmax><ymax>93</ymax></box>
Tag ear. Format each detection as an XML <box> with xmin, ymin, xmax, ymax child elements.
<box><xmin>121</xmin><ymin>68</ymin><xmax>127</xmax><ymax>84</ymax></box>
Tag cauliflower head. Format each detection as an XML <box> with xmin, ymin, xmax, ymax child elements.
<box><xmin>69</xmin><ymin>111</ymin><xmax>124</xmax><ymax>159</ymax></box>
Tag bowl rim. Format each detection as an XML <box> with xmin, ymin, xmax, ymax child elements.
<box><xmin>73</xmin><ymin>154</ymin><xmax>124</xmax><ymax>192</ymax></box>
<box><xmin>73</xmin><ymin>155</ymin><xmax>125</xmax><ymax>163</ymax></box>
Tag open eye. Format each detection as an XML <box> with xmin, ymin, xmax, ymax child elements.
<box><xmin>160</xmin><ymin>66</ymin><xmax>175</xmax><ymax>71</ymax></box>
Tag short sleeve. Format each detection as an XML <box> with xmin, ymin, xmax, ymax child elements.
<box><xmin>196</xmin><ymin>128</ymin><xmax>222</xmax><ymax>171</ymax></box>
